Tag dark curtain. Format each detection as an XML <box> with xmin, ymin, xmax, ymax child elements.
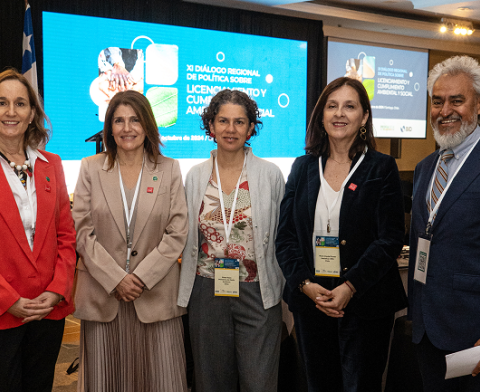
<box><xmin>1</xmin><ymin>0</ymin><xmax>323</xmax><ymax>120</ymax></box>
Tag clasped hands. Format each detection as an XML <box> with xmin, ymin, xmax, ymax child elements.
<box><xmin>302</xmin><ymin>281</ymin><xmax>355</xmax><ymax>318</ymax></box>
<box><xmin>7</xmin><ymin>291</ymin><xmax>63</xmax><ymax>323</ymax></box>
<box><xmin>114</xmin><ymin>274</ymin><xmax>145</xmax><ymax>302</ymax></box>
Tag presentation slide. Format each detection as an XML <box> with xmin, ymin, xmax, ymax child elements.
<box><xmin>327</xmin><ymin>39</ymin><xmax>428</xmax><ymax>139</ymax></box>
<box><xmin>43</xmin><ymin>12</ymin><xmax>308</xmax><ymax>191</ymax></box>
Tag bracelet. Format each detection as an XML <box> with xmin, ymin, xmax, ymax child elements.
<box><xmin>298</xmin><ymin>280</ymin><xmax>311</xmax><ymax>292</ymax></box>
<box><xmin>344</xmin><ymin>281</ymin><xmax>355</xmax><ymax>297</ymax></box>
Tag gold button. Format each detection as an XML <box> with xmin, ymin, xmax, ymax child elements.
<box><xmin>342</xmin><ymin>267</ymin><xmax>348</xmax><ymax>272</ymax></box>
<box><xmin>341</xmin><ymin>240</ymin><xmax>346</xmax><ymax>245</ymax></box>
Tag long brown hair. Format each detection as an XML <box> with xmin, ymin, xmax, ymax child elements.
<box><xmin>0</xmin><ymin>68</ymin><xmax>50</xmax><ymax>148</ymax></box>
<box><xmin>103</xmin><ymin>90</ymin><xmax>162</xmax><ymax>170</ymax></box>
<box><xmin>305</xmin><ymin>77</ymin><xmax>376</xmax><ymax>158</ymax></box>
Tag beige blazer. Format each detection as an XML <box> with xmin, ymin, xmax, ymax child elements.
<box><xmin>72</xmin><ymin>153</ymin><xmax>187</xmax><ymax>323</ymax></box>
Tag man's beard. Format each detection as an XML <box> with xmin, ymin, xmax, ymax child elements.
<box><xmin>432</xmin><ymin>113</ymin><xmax>478</xmax><ymax>150</ymax></box>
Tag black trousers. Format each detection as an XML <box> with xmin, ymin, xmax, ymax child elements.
<box><xmin>416</xmin><ymin>333</ymin><xmax>480</xmax><ymax>392</ymax></box>
<box><xmin>0</xmin><ymin>318</ymin><xmax>65</xmax><ymax>392</ymax></box>
<box><xmin>293</xmin><ymin>304</ymin><xmax>394</xmax><ymax>392</ymax></box>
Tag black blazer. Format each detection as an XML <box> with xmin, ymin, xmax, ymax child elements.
<box><xmin>276</xmin><ymin>150</ymin><xmax>407</xmax><ymax>319</ymax></box>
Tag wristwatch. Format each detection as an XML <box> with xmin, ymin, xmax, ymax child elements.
<box><xmin>298</xmin><ymin>280</ymin><xmax>311</xmax><ymax>292</ymax></box>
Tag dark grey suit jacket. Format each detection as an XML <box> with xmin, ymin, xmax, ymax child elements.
<box><xmin>409</xmin><ymin>138</ymin><xmax>480</xmax><ymax>351</ymax></box>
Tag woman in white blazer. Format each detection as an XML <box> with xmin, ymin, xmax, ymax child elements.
<box><xmin>178</xmin><ymin>89</ymin><xmax>285</xmax><ymax>392</ymax></box>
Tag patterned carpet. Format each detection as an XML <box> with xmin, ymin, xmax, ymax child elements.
<box><xmin>53</xmin><ymin>316</ymin><xmax>79</xmax><ymax>392</ymax></box>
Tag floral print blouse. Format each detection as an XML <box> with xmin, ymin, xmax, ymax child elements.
<box><xmin>197</xmin><ymin>172</ymin><xmax>258</xmax><ymax>282</ymax></box>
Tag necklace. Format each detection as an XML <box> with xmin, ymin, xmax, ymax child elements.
<box><xmin>329</xmin><ymin>157</ymin><xmax>351</xmax><ymax>165</ymax></box>
<box><xmin>0</xmin><ymin>150</ymin><xmax>33</xmax><ymax>189</ymax></box>
<box><xmin>9</xmin><ymin>159</ymin><xmax>32</xmax><ymax>174</ymax></box>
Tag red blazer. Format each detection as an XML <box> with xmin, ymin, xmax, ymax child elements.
<box><xmin>0</xmin><ymin>150</ymin><xmax>76</xmax><ymax>330</ymax></box>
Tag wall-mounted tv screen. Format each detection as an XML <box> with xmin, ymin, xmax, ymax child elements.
<box><xmin>43</xmin><ymin>12</ymin><xmax>308</xmax><ymax>192</ymax></box>
<box><xmin>327</xmin><ymin>38</ymin><xmax>428</xmax><ymax>139</ymax></box>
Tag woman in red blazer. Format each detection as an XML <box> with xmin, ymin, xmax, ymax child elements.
<box><xmin>0</xmin><ymin>69</ymin><xmax>76</xmax><ymax>391</ymax></box>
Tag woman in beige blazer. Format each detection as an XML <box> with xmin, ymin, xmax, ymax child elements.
<box><xmin>73</xmin><ymin>90</ymin><xmax>188</xmax><ymax>392</ymax></box>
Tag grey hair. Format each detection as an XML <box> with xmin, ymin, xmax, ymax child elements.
<box><xmin>427</xmin><ymin>55</ymin><xmax>480</xmax><ymax>96</ymax></box>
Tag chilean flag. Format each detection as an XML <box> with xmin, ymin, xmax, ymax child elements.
<box><xmin>22</xmin><ymin>3</ymin><xmax>38</xmax><ymax>93</ymax></box>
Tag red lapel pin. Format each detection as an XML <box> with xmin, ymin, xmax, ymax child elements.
<box><xmin>147</xmin><ymin>187</ymin><xmax>154</xmax><ymax>193</ymax></box>
<box><xmin>348</xmin><ymin>183</ymin><xmax>357</xmax><ymax>191</ymax></box>
<box><xmin>45</xmin><ymin>184</ymin><xmax>51</xmax><ymax>192</ymax></box>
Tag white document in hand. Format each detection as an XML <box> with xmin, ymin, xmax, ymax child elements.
<box><xmin>445</xmin><ymin>345</ymin><xmax>480</xmax><ymax>379</ymax></box>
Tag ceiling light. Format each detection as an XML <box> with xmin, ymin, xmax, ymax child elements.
<box><xmin>440</xmin><ymin>18</ymin><xmax>475</xmax><ymax>36</ymax></box>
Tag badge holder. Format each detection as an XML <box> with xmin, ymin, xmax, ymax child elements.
<box><xmin>414</xmin><ymin>230</ymin><xmax>432</xmax><ymax>284</ymax></box>
<box><xmin>214</xmin><ymin>258</ymin><xmax>240</xmax><ymax>297</ymax></box>
<box><xmin>314</xmin><ymin>231</ymin><xmax>341</xmax><ymax>277</ymax></box>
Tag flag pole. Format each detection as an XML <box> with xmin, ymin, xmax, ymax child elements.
<box><xmin>22</xmin><ymin>1</ymin><xmax>38</xmax><ymax>93</ymax></box>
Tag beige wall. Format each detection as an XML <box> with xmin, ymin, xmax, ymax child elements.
<box><xmin>376</xmin><ymin>134</ymin><xmax>436</xmax><ymax>172</ymax></box>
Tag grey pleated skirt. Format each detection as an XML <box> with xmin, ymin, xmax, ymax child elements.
<box><xmin>77</xmin><ymin>301</ymin><xmax>187</xmax><ymax>392</ymax></box>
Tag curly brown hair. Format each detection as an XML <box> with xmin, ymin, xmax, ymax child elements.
<box><xmin>201</xmin><ymin>89</ymin><xmax>262</xmax><ymax>145</ymax></box>
<box><xmin>0</xmin><ymin>68</ymin><xmax>50</xmax><ymax>149</ymax></box>
<box><xmin>305</xmin><ymin>77</ymin><xmax>376</xmax><ymax>158</ymax></box>
<box><xmin>103</xmin><ymin>90</ymin><xmax>163</xmax><ymax>170</ymax></box>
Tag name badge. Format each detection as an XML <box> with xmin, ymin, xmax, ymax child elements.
<box><xmin>414</xmin><ymin>236</ymin><xmax>431</xmax><ymax>284</ymax></box>
<box><xmin>214</xmin><ymin>258</ymin><xmax>240</xmax><ymax>297</ymax></box>
<box><xmin>315</xmin><ymin>235</ymin><xmax>340</xmax><ymax>277</ymax></box>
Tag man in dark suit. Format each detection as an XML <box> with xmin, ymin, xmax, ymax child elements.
<box><xmin>409</xmin><ymin>55</ymin><xmax>480</xmax><ymax>391</ymax></box>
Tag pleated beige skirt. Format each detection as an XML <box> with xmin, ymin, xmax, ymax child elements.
<box><xmin>77</xmin><ymin>301</ymin><xmax>187</xmax><ymax>392</ymax></box>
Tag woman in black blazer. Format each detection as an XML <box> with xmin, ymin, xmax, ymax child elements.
<box><xmin>276</xmin><ymin>77</ymin><xmax>407</xmax><ymax>392</ymax></box>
